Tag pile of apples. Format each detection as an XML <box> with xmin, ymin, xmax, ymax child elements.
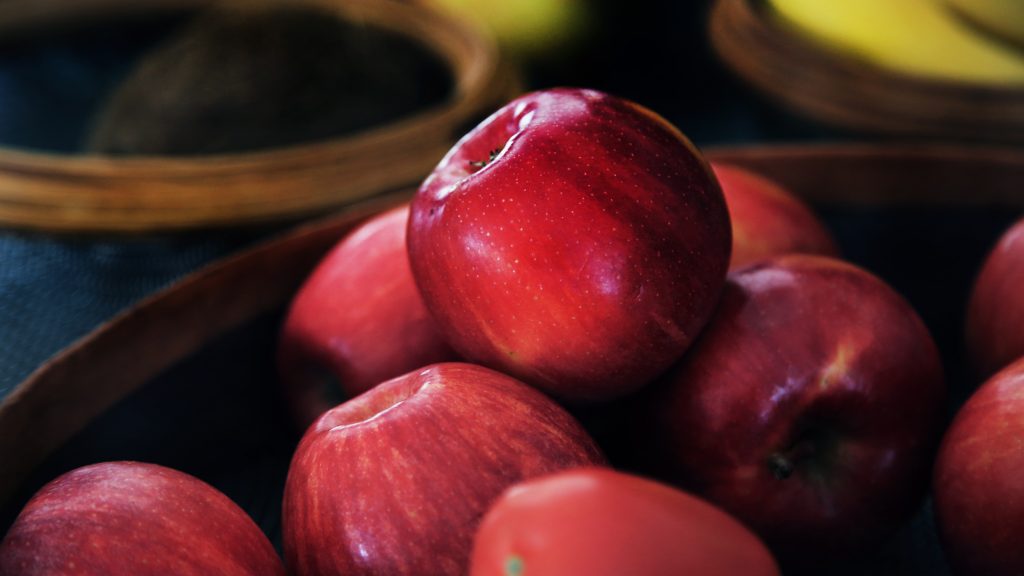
<box><xmin>2</xmin><ymin>88</ymin><xmax>1023</xmax><ymax>575</ymax></box>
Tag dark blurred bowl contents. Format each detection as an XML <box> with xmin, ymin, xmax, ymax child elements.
<box><xmin>87</xmin><ymin>3</ymin><xmax>453</xmax><ymax>155</ymax></box>
<box><xmin>0</xmin><ymin>10</ymin><xmax>186</xmax><ymax>153</ymax></box>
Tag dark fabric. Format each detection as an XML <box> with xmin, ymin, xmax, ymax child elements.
<box><xmin>0</xmin><ymin>16</ymin><xmax>214</xmax><ymax>397</ymax></box>
<box><xmin>0</xmin><ymin>230</ymin><xmax>268</xmax><ymax>398</ymax></box>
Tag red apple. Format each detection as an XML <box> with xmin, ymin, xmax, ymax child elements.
<box><xmin>407</xmin><ymin>88</ymin><xmax>731</xmax><ymax>402</ymax></box>
<box><xmin>965</xmin><ymin>216</ymin><xmax>1024</xmax><ymax>379</ymax></box>
<box><xmin>633</xmin><ymin>255</ymin><xmax>945</xmax><ymax>565</ymax></box>
<box><xmin>282</xmin><ymin>362</ymin><xmax>605</xmax><ymax>576</ymax></box>
<box><xmin>278</xmin><ymin>203</ymin><xmax>456</xmax><ymax>429</ymax></box>
<box><xmin>470</xmin><ymin>467</ymin><xmax>781</xmax><ymax>576</ymax></box>
<box><xmin>934</xmin><ymin>357</ymin><xmax>1024</xmax><ymax>576</ymax></box>
<box><xmin>710</xmin><ymin>162</ymin><xmax>838</xmax><ymax>270</ymax></box>
<box><xmin>0</xmin><ymin>461</ymin><xmax>284</xmax><ymax>575</ymax></box>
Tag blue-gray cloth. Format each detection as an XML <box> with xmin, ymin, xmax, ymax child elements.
<box><xmin>0</xmin><ymin>231</ymin><xmax>268</xmax><ymax>399</ymax></box>
<box><xmin>0</xmin><ymin>17</ymin><xmax>268</xmax><ymax>397</ymax></box>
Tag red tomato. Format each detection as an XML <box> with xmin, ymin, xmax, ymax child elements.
<box><xmin>470</xmin><ymin>467</ymin><xmax>780</xmax><ymax>576</ymax></box>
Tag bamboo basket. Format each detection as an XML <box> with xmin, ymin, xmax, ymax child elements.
<box><xmin>0</xmin><ymin>0</ymin><xmax>518</xmax><ymax>233</ymax></box>
<box><xmin>709</xmin><ymin>0</ymin><xmax>1024</xmax><ymax>144</ymax></box>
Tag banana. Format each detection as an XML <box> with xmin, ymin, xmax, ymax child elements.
<box><xmin>767</xmin><ymin>0</ymin><xmax>1024</xmax><ymax>86</ymax></box>
<box><xmin>425</xmin><ymin>0</ymin><xmax>592</xmax><ymax>57</ymax></box>
<box><xmin>944</xmin><ymin>0</ymin><xmax>1024</xmax><ymax>48</ymax></box>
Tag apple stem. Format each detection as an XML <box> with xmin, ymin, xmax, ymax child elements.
<box><xmin>767</xmin><ymin>453</ymin><xmax>795</xmax><ymax>480</ymax></box>
<box><xmin>468</xmin><ymin>148</ymin><xmax>503</xmax><ymax>170</ymax></box>
<box><xmin>768</xmin><ymin>436</ymin><xmax>819</xmax><ymax>480</ymax></box>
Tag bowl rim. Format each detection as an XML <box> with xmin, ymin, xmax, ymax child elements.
<box><xmin>709</xmin><ymin>0</ymin><xmax>1024</xmax><ymax>144</ymax></box>
<box><xmin>0</xmin><ymin>0</ymin><xmax>517</xmax><ymax>233</ymax></box>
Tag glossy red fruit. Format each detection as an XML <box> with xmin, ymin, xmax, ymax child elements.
<box><xmin>965</xmin><ymin>216</ymin><xmax>1024</xmax><ymax>380</ymax></box>
<box><xmin>934</xmin><ymin>357</ymin><xmax>1024</xmax><ymax>576</ymax></box>
<box><xmin>282</xmin><ymin>362</ymin><xmax>605</xmax><ymax>576</ymax></box>
<box><xmin>0</xmin><ymin>462</ymin><xmax>284</xmax><ymax>576</ymax></box>
<box><xmin>635</xmin><ymin>255</ymin><xmax>945</xmax><ymax>564</ymax></box>
<box><xmin>711</xmin><ymin>162</ymin><xmax>838</xmax><ymax>270</ymax></box>
<box><xmin>408</xmin><ymin>88</ymin><xmax>731</xmax><ymax>402</ymax></box>
<box><xmin>278</xmin><ymin>204</ymin><xmax>455</xmax><ymax>428</ymax></box>
<box><xmin>470</xmin><ymin>467</ymin><xmax>781</xmax><ymax>576</ymax></box>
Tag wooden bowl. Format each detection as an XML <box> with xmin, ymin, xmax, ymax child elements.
<box><xmin>710</xmin><ymin>0</ymin><xmax>1024</xmax><ymax>144</ymax></box>
<box><xmin>2</xmin><ymin>143</ymin><xmax>1023</xmax><ymax>571</ymax></box>
<box><xmin>0</xmin><ymin>0</ymin><xmax>518</xmax><ymax>233</ymax></box>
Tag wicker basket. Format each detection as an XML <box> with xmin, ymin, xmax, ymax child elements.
<box><xmin>710</xmin><ymin>0</ymin><xmax>1024</xmax><ymax>144</ymax></box>
<box><xmin>0</xmin><ymin>0</ymin><xmax>518</xmax><ymax>233</ymax></box>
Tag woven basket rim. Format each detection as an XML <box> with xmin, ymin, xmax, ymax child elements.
<box><xmin>0</xmin><ymin>0</ymin><xmax>517</xmax><ymax>233</ymax></box>
<box><xmin>709</xmin><ymin>0</ymin><xmax>1024</xmax><ymax>144</ymax></box>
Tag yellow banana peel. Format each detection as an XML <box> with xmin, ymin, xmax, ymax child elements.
<box><xmin>944</xmin><ymin>0</ymin><xmax>1024</xmax><ymax>48</ymax></box>
<box><xmin>768</xmin><ymin>0</ymin><xmax>1024</xmax><ymax>86</ymax></box>
<box><xmin>425</xmin><ymin>0</ymin><xmax>591</xmax><ymax>57</ymax></box>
